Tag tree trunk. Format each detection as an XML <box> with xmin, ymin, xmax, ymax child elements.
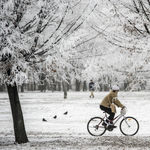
<box><xmin>51</xmin><ymin>83</ymin><xmax>54</xmax><ymax>92</ymax></box>
<box><xmin>58</xmin><ymin>82</ymin><xmax>61</xmax><ymax>91</ymax></box>
<box><xmin>0</xmin><ymin>84</ymin><xmax>5</xmax><ymax>91</ymax></box>
<box><xmin>40</xmin><ymin>81</ymin><xmax>46</xmax><ymax>92</ymax></box>
<box><xmin>99</xmin><ymin>83</ymin><xmax>103</xmax><ymax>91</ymax></box>
<box><xmin>67</xmin><ymin>81</ymin><xmax>70</xmax><ymax>91</ymax></box>
<box><xmin>104</xmin><ymin>84</ymin><xmax>109</xmax><ymax>91</ymax></box>
<box><xmin>34</xmin><ymin>82</ymin><xmax>36</xmax><ymax>91</ymax></box>
<box><xmin>27</xmin><ymin>83</ymin><xmax>30</xmax><ymax>91</ymax></box>
<box><xmin>21</xmin><ymin>83</ymin><xmax>24</xmax><ymax>92</ymax></box>
<box><xmin>83</xmin><ymin>81</ymin><xmax>87</xmax><ymax>91</ymax></box>
<box><xmin>53</xmin><ymin>79</ymin><xmax>56</xmax><ymax>91</ymax></box>
<box><xmin>69</xmin><ymin>80</ymin><xmax>72</xmax><ymax>90</ymax></box>
<box><xmin>7</xmin><ymin>83</ymin><xmax>28</xmax><ymax>144</ymax></box>
<box><xmin>63</xmin><ymin>81</ymin><xmax>67</xmax><ymax>99</ymax></box>
<box><xmin>76</xmin><ymin>79</ymin><xmax>81</xmax><ymax>91</ymax></box>
<box><xmin>124</xmin><ymin>80</ymin><xmax>129</xmax><ymax>91</ymax></box>
<box><xmin>31</xmin><ymin>83</ymin><xmax>34</xmax><ymax>91</ymax></box>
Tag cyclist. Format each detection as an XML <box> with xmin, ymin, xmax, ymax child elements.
<box><xmin>100</xmin><ymin>85</ymin><xmax>125</xmax><ymax>130</ymax></box>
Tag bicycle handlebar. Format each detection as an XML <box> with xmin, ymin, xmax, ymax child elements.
<box><xmin>120</xmin><ymin>106</ymin><xmax>127</xmax><ymax>115</ymax></box>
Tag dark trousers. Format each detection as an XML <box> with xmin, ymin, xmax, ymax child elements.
<box><xmin>100</xmin><ymin>105</ymin><xmax>115</xmax><ymax>121</ymax></box>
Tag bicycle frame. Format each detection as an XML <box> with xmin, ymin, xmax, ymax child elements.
<box><xmin>102</xmin><ymin>112</ymin><xmax>126</xmax><ymax>126</ymax></box>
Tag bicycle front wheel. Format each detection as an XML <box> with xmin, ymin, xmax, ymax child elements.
<box><xmin>120</xmin><ymin>116</ymin><xmax>139</xmax><ymax>136</ymax></box>
<box><xmin>87</xmin><ymin>117</ymin><xmax>106</xmax><ymax>136</ymax></box>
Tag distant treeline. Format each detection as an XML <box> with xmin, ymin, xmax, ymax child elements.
<box><xmin>0</xmin><ymin>79</ymin><xmax>147</xmax><ymax>92</ymax></box>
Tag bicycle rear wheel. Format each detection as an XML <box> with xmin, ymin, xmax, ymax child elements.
<box><xmin>87</xmin><ymin>117</ymin><xmax>106</xmax><ymax>136</ymax></box>
<box><xmin>120</xmin><ymin>116</ymin><xmax>139</xmax><ymax>136</ymax></box>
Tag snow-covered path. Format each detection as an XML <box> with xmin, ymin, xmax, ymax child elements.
<box><xmin>0</xmin><ymin>91</ymin><xmax>150</xmax><ymax>149</ymax></box>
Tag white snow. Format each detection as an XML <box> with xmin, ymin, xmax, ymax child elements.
<box><xmin>0</xmin><ymin>91</ymin><xmax>150</xmax><ymax>149</ymax></box>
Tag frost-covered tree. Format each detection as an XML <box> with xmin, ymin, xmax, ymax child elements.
<box><xmin>0</xmin><ymin>0</ymin><xmax>98</xmax><ymax>143</ymax></box>
<box><xmin>80</xmin><ymin>0</ymin><xmax>150</xmax><ymax>91</ymax></box>
<box><xmin>74</xmin><ymin>0</ymin><xmax>127</xmax><ymax>89</ymax></box>
<box><xmin>102</xmin><ymin>0</ymin><xmax>150</xmax><ymax>90</ymax></box>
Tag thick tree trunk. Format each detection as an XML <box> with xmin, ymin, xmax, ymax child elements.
<box><xmin>7</xmin><ymin>83</ymin><xmax>28</xmax><ymax>144</ymax></box>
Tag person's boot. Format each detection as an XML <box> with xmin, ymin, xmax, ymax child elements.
<box><xmin>102</xmin><ymin>119</ymin><xmax>109</xmax><ymax>128</ymax></box>
<box><xmin>107</xmin><ymin>122</ymin><xmax>117</xmax><ymax>130</ymax></box>
<box><xmin>102</xmin><ymin>121</ymin><xmax>107</xmax><ymax>127</ymax></box>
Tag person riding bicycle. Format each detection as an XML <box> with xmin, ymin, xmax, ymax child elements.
<box><xmin>100</xmin><ymin>85</ymin><xmax>125</xmax><ymax>130</ymax></box>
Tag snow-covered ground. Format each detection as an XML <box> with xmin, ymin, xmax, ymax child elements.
<box><xmin>0</xmin><ymin>91</ymin><xmax>150</xmax><ymax>150</ymax></box>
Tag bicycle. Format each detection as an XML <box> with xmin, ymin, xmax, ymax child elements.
<box><xmin>87</xmin><ymin>107</ymin><xmax>139</xmax><ymax>136</ymax></box>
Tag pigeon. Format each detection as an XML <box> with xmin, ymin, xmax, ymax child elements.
<box><xmin>42</xmin><ymin>118</ymin><xmax>47</xmax><ymax>122</ymax></box>
<box><xmin>64</xmin><ymin>111</ymin><xmax>68</xmax><ymax>115</ymax></box>
<box><xmin>53</xmin><ymin>115</ymin><xmax>57</xmax><ymax>119</ymax></box>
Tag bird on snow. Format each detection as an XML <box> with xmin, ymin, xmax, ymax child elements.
<box><xmin>53</xmin><ymin>115</ymin><xmax>57</xmax><ymax>119</ymax></box>
<box><xmin>42</xmin><ymin>118</ymin><xmax>47</xmax><ymax>122</ymax></box>
<box><xmin>64</xmin><ymin>111</ymin><xmax>68</xmax><ymax>115</ymax></box>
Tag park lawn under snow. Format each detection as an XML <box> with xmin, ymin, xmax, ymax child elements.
<box><xmin>0</xmin><ymin>91</ymin><xmax>150</xmax><ymax>150</ymax></box>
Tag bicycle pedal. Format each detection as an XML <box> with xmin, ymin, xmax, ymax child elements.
<box><xmin>108</xmin><ymin>128</ymin><xmax>113</xmax><ymax>131</ymax></box>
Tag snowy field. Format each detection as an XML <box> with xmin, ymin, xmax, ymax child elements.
<box><xmin>0</xmin><ymin>91</ymin><xmax>150</xmax><ymax>150</ymax></box>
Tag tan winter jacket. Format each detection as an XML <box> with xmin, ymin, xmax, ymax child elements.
<box><xmin>100</xmin><ymin>90</ymin><xmax>124</xmax><ymax>109</ymax></box>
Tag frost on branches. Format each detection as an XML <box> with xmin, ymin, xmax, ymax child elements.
<box><xmin>105</xmin><ymin>0</ymin><xmax>150</xmax><ymax>90</ymax></box>
<box><xmin>80</xmin><ymin>0</ymin><xmax>150</xmax><ymax>91</ymax></box>
<box><xmin>0</xmin><ymin>0</ymin><xmax>101</xmax><ymax>144</ymax></box>
<box><xmin>0</xmin><ymin>0</ymin><xmax>97</xmax><ymax>86</ymax></box>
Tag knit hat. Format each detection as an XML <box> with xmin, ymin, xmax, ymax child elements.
<box><xmin>112</xmin><ymin>85</ymin><xmax>119</xmax><ymax>91</ymax></box>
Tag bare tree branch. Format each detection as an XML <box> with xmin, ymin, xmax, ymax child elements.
<box><xmin>128</xmin><ymin>20</ymin><xmax>144</xmax><ymax>34</ymax></box>
<box><xmin>132</xmin><ymin>0</ymin><xmax>139</xmax><ymax>13</ymax></box>
<box><xmin>144</xmin><ymin>23</ymin><xmax>150</xmax><ymax>33</ymax></box>
<box><xmin>139</xmin><ymin>0</ymin><xmax>150</xmax><ymax>22</ymax></box>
